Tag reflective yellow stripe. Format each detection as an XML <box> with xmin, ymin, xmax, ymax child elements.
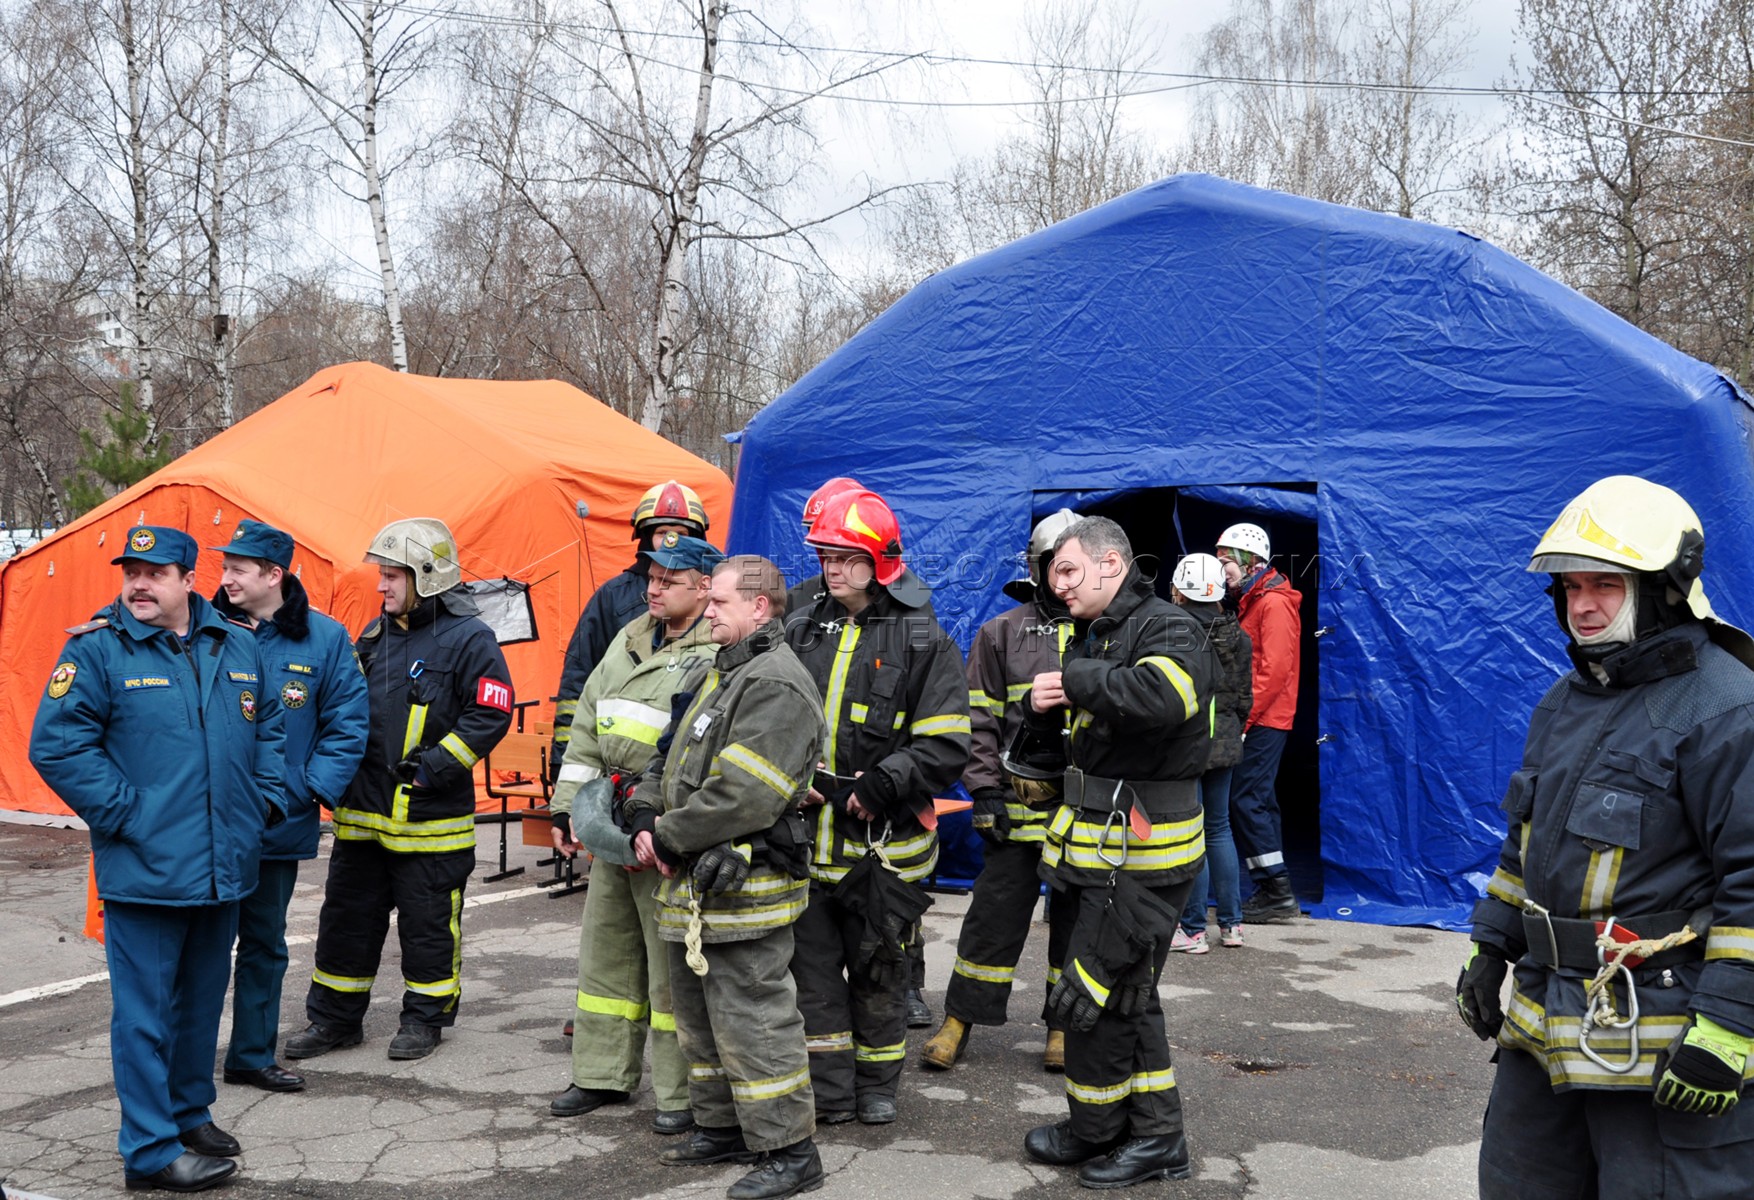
<box><xmin>1707</xmin><ymin>927</ymin><xmax>1754</xmax><ymax>963</ymax></box>
<box><xmin>313</xmin><ymin>969</ymin><xmax>374</xmax><ymax>993</ymax></box>
<box><xmin>855</xmin><ymin>1040</ymin><xmax>907</xmax><ymax>1063</ymax></box>
<box><xmin>405</xmin><ymin>975</ymin><xmax>460</xmax><ymax>997</ymax></box>
<box><xmin>1045</xmin><ymin>965</ymin><xmax>1063</xmax><ymax>987</ymax></box>
<box><xmin>893</xmin><ymin>710</ymin><xmax>907</xmax><ymax>731</ymax></box>
<box><xmin>909</xmin><ymin>713</ymin><xmax>971</xmax><ymax>738</ymax></box>
<box><xmin>1065</xmin><ymin>1074</ymin><xmax>1131</xmax><ymax>1105</ymax></box>
<box><xmin>333</xmin><ymin>825</ymin><xmax>477</xmax><ymax>853</ymax></box>
<box><xmin>402</xmin><ymin>703</ymin><xmax>428</xmax><ymax>757</ymax></box>
<box><xmin>553</xmin><ymin>728</ymin><xmax>572</xmax><ymax>745</ymax></box>
<box><xmin>690</xmin><ymin>1063</ymin><xmax>728</xmax><ymax>1081</ymax></box>
<box><xmin>332</xmin><ymin>807</ymin><xmax>475</xmax><ymax>837</ymax></box>
<box><xmin>850</xmin><ymin>702</ymin><xmax>870</xmax><ymax>724</ymax></box>
<box><xmin>657</xmin><ymin>894</ymin><xmax>809</xmax><ymax>932</ymax></box>
<box><xmin>651</xmin><ymin>1010</ymin><xmax>676</xmax><ymax>1033</ymax></box>
<box><xmin>1486</xmin><ymin>867</ymin><xmax>1527</xmax><ymax>907</ymax></box>
<box><xmin>1131</xmin><ymin>1068</ymin><xmax>1176</xmax><ymax>1094</ymax></box>
<box><xmin>970</xmin><ymin>690</ymin><xmax>1004</xmax><ymax>712</ymax></box>
<box><xmin>807</xmin><ymin>826</ymin><xmax>938</xmax><ymax>883</ymax></box>
<box><xmin>806</xmin><ymin>1031</ymin><xmax>853</xmax><ymax>1053</ymax></box>
<box><xmin>577</xmin><ymin>991</ymin><xmax>651</xmax><ymax>1023</ymax></box>
<box><xmin>1580</xmin><ymin>846</ymin><xmax>1623</xmax><ymax>919</ymax></box>
<box><xmin>729</xmin><ymin>1065</ymin><xmax>812</xmax><ymax>1102</ymax></box>
<box><xmin>555</xmin><ymin>699</ymin><xmax>579</xmax><ymax>716</ymax></box>
<box><xmin>1006</xmin><ymin>682</ymin><xmax>1033</xmax><ymax>702</ymax></box>
<box><xmin>446</xmin><ymin>886</ymin><xmax>462</xmax><ymax>1013</ymax></box>
<box><xmin>719</xmin><ymin>743</ymin><xmax>800</xmax><ymax>800</ymax></box>
<box><xmin>953</xmin><ymin>958</ymin><xmax>1015</xmax><ymax>985</ymax></box>
<box><xmin>1048</xmin><ymin>810</ymin><xmax>1205</xmax><ymax>874</ymax></box>
<box><xmin>439</xmin><ymin>732</ymin><xmax>479</xmax><ymax>769</ymax></box>
<box><xmin>1072</xmin><ymin>960</ymin><xmax>1110</xmax><ymax>1007</ymax></box>
<box><xmin>821</xmin><ymin>624</ymin><xmax>862</xmax><ymax>772</ymax></box>
<box><xmin>596</xmin><ymin>697</ymin><xmax>670</xmax><ymax>746</ymax></box>
<box><xmin>1137</xmin><ymin>656</ymin><xmax>1198</xmax><ymax>720</ymax></box>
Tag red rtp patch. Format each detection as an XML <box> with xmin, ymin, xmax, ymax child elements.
<box><xmin>477</xmin><ymin>678</ymin><xmax>512</xmax><ymax>713</ymax></box>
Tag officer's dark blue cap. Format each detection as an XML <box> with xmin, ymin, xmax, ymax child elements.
<box><xmin>112</xmin><ymin>525</ymin><xmax>198</xmax><ymax>571</ymax></box>
<box><xmin>640</xmin><ymin>532</ymin><xmax>724</xmax><ymax>574</ymax></box>
<box><xmin>212</xmin><ymin>519</ymin><xmax>294</xmax><ymax>569</ymax></box>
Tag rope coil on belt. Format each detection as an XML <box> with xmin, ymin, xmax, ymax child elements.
<box><xmin>684</xmin><ymin>888</ymin><xmax>709</xmax><ymax>978</ymax></box>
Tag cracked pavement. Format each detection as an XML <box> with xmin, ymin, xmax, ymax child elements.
<box><xmin>0</xmin><ymin>823</ymin><xmax>1490</xmax><ymax>1198</ymax></box>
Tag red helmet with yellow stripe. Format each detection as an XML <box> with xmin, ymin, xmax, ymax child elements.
<box><xmin>801</xmin><ymin>477</ymin><xmax>861</xmax><ymax>531</ymax></box>
<box><xmin>631</xmin><ymin>480</ymin><xmax>708</xmax><ymax>538</ymax></box>
<box><xmin>806</xmin><ymin>488</ymin><xmax>906</xmax><ymax>586</ymax></box>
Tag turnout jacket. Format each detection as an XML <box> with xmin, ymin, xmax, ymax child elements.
<box><xmin>629</xmin><ymin>619</ymin><xmax>826</xmax><ymax>943</ymax></box>
<box><xmin>965</xmin><ymin>598</ymin><xmax>1076</xmax><ymax>843</ymax></box>
<box><xmin>1026</xmin><ymin>568</ymin><xmax>1217</xmax><ymax>888</ymax></box>
<box><xmin>785</xmin><ymin>584</ymin><xmax>971</xmax><ymax>884</ymax></box>
<box><xmin>215</xmin><ymin>579</ymin><xmax>369</xmax><ymax>860</ymax></box>
<box><xmin>337</xmin><ymin>593</ymin><xmax>513</xmax><ymax>855</ymax></box>
<box><xmin>550</xmin><ymin>566</ymin><xmax>649</xmax><ymax>761</ymax></box>
<box><xmin>30</xmin><ymin>594</ymin><xmax>288</xmax><ymax>905</ymax></box>
<box><xmin>1236</xmin><ymin>566</ymin><xmax>1301</xmax><ymax>732</ymax></box>
<box><xmin>1184</xmin><ymin>600</ymin><xmax>1252</xmax><ymax>771</ymax></box>
<box><xmin>551</xmin><ymin>612</ymin><xmax>717</xmax><ymax>809</ymax></box>
<box><xmin>1472</xmin><ymin>622</ymin><xmax>1754</xmax><ymax>1091</ymax></box>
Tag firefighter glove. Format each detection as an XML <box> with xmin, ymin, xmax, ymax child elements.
<box><xmin>1655</xmin><ymin>1015</ymin><xmax>1752</xmax><ymax>1117</ymax></box>
<box><xmin>852</xmin><ymin>769</ymin><xmax>900</xmax><ymax>819</ymax></box>
<box><xmin>1047</xmin><ymin>963</ymin><xmax>1107</xmax><ymax>1034</ymax></box>
<box><xmin>1455</xmin><ymin>942</ymin><xmax>1509</xmax><ymax>1041</ymax></box>
<box><xmin>550</xmin><ymin>811</ymin><xmax>574</xmax><ymax>844</ymax></box>
<box><xmin>391</xmin><ymin>750</ymin><xmax>423</xmax><ymax>785</ymax></box>
<box><xmin>971</xmin><ymin>787</ymin><xmax>1010</xmax><ymax>846</ymax></box>
<box><xmin>1109</xmin><ymin>958</ymin><xmax>1156</xmax><ymax>1019</ymax></box>
<box><xmin>693</xmin><ymin>842</ymin><xmax>753</xmax><ymax>894</ymax></box>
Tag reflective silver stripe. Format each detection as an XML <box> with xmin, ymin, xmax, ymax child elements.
<box><xmin>1244</xmin><ymin>850</ymin><xmax>1284</xmax><ymax>870</ymax></box>
<box><xmin>439</xmin><ymin>732</ymin><xmax>479</xmax><ymax>769</ymax></box>
<box><xmin>1707</xmin><ymin>927</ymin><xmax>1754</xmax><ymax>963</ymax></box>
<box><xmin>596</xmin><ymin>696</ymin><xmax>671</xmax><ymax>729</ymax></box>
<box><xmin>729</xmin><ymin>1065</ymin><xmax>813</xmax><ymax>1102</ymax></box>
<box><xmin>806</xmin><ymin>1031</ymin><xmax>853</xmax><ymax>1052</ymax></box>
<box><xmin>953</xmin><ymin>958</ymin><xmax>1015</xmax><ymax>985</ymax></box>
<box><xmin>719</xmin><ymin>743</ymin><xmax>800</xmax><ymax>800</ymax></box>
<box><xmin>556</xmin><ymin>763</ymin><xmax>603</xmax><ymax>784</ymax></box>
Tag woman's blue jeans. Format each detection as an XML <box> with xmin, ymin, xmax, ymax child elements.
<box><xmin>1180</xmin><ymin>767</ymin><xmax>1242</xmax><ymax>933</ymax></box>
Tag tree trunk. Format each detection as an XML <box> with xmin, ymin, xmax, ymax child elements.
<box><xmin>639</xmin><ymin>0</ymin><xmax>720</xmax><ymax>432</ymax></box>
<box><xmin>359</xmin><ymin>0</ymin><xmax>408</xmax><ymax>371</ymax></box>
<box><xmin>208</xmin><ymin>0</ymin><xmax>236</xmax><ymax>425</ymax></box>
<box><xmin>122</xmin><ymin>0</ymin><xmax>158</xmax><ymax>446</ymax></box>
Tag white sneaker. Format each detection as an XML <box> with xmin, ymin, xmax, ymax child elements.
<box><xmin>1169</xmin><ymin>927</ymin><xmax>1210</xmax><ymax>955</ymax></box>
<box><xmin>1220</xmin><ymin>924</ymin><xmax>1244</xmax><ymax>948</ymax></box>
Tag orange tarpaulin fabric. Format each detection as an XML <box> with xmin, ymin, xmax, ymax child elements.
<box><xmin>0</xmin><ymin>363</ymin><xmax>732</xmax><ymax>821</ymax></box>
<box><xmin>83</xmin><ymin>854</ymin><xmax>104</xmax><ymax>943</ymax></box>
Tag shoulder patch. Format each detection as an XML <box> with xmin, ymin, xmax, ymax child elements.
<box><xmin>46</xmin><ymin>661</ymin><xmax>78</xmax><ymax>699</ymax></box>
<box><xmin>65</xmin><ymin>618</ymin><xmax>109</xmax><ymax>636</ymax></box>
<box><xmin>360</xmin><ymin>619</ymin><xmax>384</xmax><ymax>641</ymax></box>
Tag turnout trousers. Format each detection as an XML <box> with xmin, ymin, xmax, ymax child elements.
<box><xmin>668</xmin><ymin>927</ymin><xmax>815</xmax><ymax>1152</ymax></box>
<box><xmin>226</xmin><ymin>858</ymin><xmax>300</xmax><ymax>1071</ymax></box>
<box><xmin>305</xmin><ymin>840</ymin><xmax>473</xmax><ymax>1029</ymax></box>
<box><xmin>1229</xmin><ymin>727</ymin><xmax>1291</xmax><ymax>885</ymax></box>
<box><xmin>945</xmin><ymin>838</ymin><xmax>1068</xmax><ymax>1028</ymax></box>
<box><xmin>1481</xmin><ymin>1046</ymin><xmax>1754</xmax><ymax>1200</ymax></box>
<box><xmin>1050</xmin><ymin>878</ymin><xmax>1195</xmax><ymax>1143</ymax></box>
<box><xmin>104</xmin><ymin>900</ymin><xmax>240</xmax><ymax>1177</ymax></box>
<box><xmin>791</xmin><ymin>882</ymin><xmax>909</xmax><ymax>1114</ymax></box>
<box><xmin>571</xmin><ymin>865</ymin><xmax>687</xmax><ymax>1111</ymax></box>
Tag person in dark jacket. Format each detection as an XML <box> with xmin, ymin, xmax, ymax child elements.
<box><xmin>31</xmin><ymin>524</ymin><xmax>288</xmax><ymax>1193</ymax></box>
<box><xmin>287</xmin><ymin>518</ymin><xmax>513</xmax><ymax>1063</ymax></box>
<box><xmin>1022</xmin><ymin>516</ymin><xmax>1217</xmax><ymax>1190</ymax></box>
<box><xmin>784</xmin><ymin>486</ymin><xmax>971</xmax><ymax>1127</ymax></box>
<box><xmin>1459</xmin><ymin>476</ymin><xmax>1754</xmax><ymax>1200</ymax></box>
<box><xmin>550</xmin><ymin>480</ymin><xmax>709</xmax><ymax>767</ymax></box>
<box><xmin>210</xmin><ymin>520</ymin><xmax>369</xmax><ymax>1094</ymax></box>
<box><xmin>1168</xmin><ymin>553</ymin><xmax>1253</xmax><ymax>954</ymax></box>
<box><xmin>921</xmin><ymin>509</ymin><xmax>1080</xmax><ymax>1073</ymax></box>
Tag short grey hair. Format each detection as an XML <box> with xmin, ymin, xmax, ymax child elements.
<box><xmin>1054</xmin><ymin>516</ymin><xmax>1132</xmax><ymax>566</ymax></box>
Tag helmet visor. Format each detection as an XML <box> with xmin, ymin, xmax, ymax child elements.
<box><xmin>1528</xmin><ymin>553</ymin><xmax>1634</xmax><ymax>575</ymax></box>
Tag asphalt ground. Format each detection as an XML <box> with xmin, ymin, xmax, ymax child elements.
<box><xmin>0</xmin><ymin>822</ymin><xmax>1492</xmax><ymax>1199</ymax></box>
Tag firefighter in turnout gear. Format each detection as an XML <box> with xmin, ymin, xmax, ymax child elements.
<box><xmin>1021</xmin><ymin>516</ymin><xmax>1217</xmax><ymax>1190</ymax></box>
<box><xmin>626</xmin><ymin>555</ymin><xmax>829</xmax><ymax>1200</ymax></box>
<box><xmin>1464</xmin><ymin>476</ymin><xmax>1754</xmax><ymax>1200</ymax></box>
<box><xmin>784</xmin><ymin>487</ymin><xmax>971</xmax><ymax>1127</ymax></box>
<box><xmin>289</xmin><ymin>518</ymin><xmax>513</xmax><ymax>1063</ymax></box>
<box><xmin>546</xmin><ymin>533</ymin><xmax>722</xmax><ymax>1133</ymax></box>
<box><xmin>922</xmin><ymin>510</ymin><xmax>1081</xmax><ymax>1073</ymax></box>
<box><xmin>550</xmin><ymin>480</ymin><xmax>709</xmax><ymax>767</ymax></box>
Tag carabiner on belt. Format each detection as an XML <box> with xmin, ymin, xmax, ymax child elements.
<box><xmin>1579</xmin><ymin>918</ymin><xmax>1642</xmax><ymax>1075</ymax></box>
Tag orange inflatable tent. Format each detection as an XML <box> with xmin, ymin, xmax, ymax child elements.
<box><xmin>0</xmin><ymin>362</ymin><xmax>732</xmax><ymax>820</ymax></box>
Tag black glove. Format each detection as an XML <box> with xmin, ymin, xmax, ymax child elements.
<box><xmin>971</xmin><ymin>787</ymin><xmax>1010</xmax><ymax>846</ymax></box>
<box><xmin>1455</xmin><ymin>942</ymin><xmax>1510</xmax><ymax>1041</ymax></box>
<box><xmin>1109</xmin><ymin>958</ymin><xmax>1155</xmax><ymax>1018</ymax></box>
<box><xmin>551</xmin><ymin>811</ymin><xmax>574</xmax><ymax>844</ymax></box>
<box><xmin>391</xmin><ymin>750</ymin><xmax>423</xmax><ymax>785</ymax></box>
<box><xmin>693</xmin><ymin>842</ymin><xmax>753</xmax><ymax>893</ymax></box>
<box><xmin>864</xmin><ymin>914</ymin><xmax>917</xmax><ymax>990</ymax></box>
<box><xmin>265</xmin><ymin>803</ymin><xmax>285</xmax><ymax>830</ymax></box>
<box><xmin>851</xmin><ymin>770</ymin><xmax>900</xmax><ymax>819</ymax></box>
<box><xmin>1654</xmin><ymin>1016</ymin><xmax>1753</xmax><ymax>1116</ymax></box>
<box><xmin>1047</xmin><ymin>972</ymin><xmax>1105</xmax><ymax>1033</ymax></box>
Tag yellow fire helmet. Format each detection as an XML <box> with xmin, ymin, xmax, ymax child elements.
<box><xmin>365</xmin><ymin>517</ymin><xmax>462</xmax><ymax>598</ymax></box>
<box><xmin>631</xmin><ymin>480</ymin><xmax>708</xmax><ymax>537</ymax></box>
<box><xmin>1528</xmin><ymin>475</ymin><xmax>1708</xmax><ymax>616</ymax></box>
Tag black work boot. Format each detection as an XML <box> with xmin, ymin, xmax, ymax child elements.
<box><xmin>1076</xmin><ymin>1133</ymin><xmax>1193</xmax><ymax>1189</ymax></box>
<box><xmin>728</xmin><ymin>1138</ymin><xmax>825</xmax><ymax>1199</ymax></box>
<box><xmin>549</xmin><ymin>1085</ymin><xmax>630</xmax><ymax>1117</ymax></box>
<box><xmin>1024</xmin><ymin>1119</ymin><xmax>1124</xmax><ymax>1166</ymax></box>
<box><xmin>386</xmin><ymin>1023</ymin><xmax>441</xmax><ymax>1060</ymax></box>
<box><xmin>283</xmin><ymin>1022</ymin><xmax>363</xmax><ymax>1060</ymax></box>
<box><xmin>659</xmin><ymin>1124</ymin><xmax>758</xmax><ymax>1166</ymax></box>
<box><xmin>1240</xmin><ymin>875</ymin><xmax>1300</xmax><ymax>923</ymax></box>
<box><xmin>905</xmin><ymin>988</ymin><xmax>933</xmax><ymax>1028</ymax></box>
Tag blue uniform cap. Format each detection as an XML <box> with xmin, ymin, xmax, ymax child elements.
<box><xmin>641</xmin><ymin>532</ymin><xmax>724</xmax><ymax>574</ymax></box>
<box><xmin>112</xmin><ymin>525</ymin><xmax>198</xmax><ymax>571</ymax></box>
<box><xmin>212</xmin><ymin>519</ymin><xmax>294</xmax><ymax>569</ymax></box>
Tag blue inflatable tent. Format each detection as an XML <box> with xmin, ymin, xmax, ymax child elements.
<box><xmin>728</xmin><ymin>174</ymin><xmax>1754</xmax><ymax>928</ymax></box>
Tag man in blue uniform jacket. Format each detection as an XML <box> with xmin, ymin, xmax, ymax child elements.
<box><xmin>211</xmin><ymin>520</ymin><xmax>369</xmax><ymax>1095</ymax></box>
<box><xmin>30</xmin><ymin>525</ymin><xmax>288</xmax><ymax>1193</ymax></box>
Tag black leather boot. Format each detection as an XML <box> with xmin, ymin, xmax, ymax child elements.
<box><xmin>728</xmin><ymin>1138</ymin><xmax>825</xmax><ymax>1199</ymax></box>
<box><xmin>386</xmin><ymin>1024</ymin><xmax>441</xmax><ymax>1060</ymax></box>
<box><xmin>124</xmin><ymin>1152</ymin><xmax>236</xmax><ymax>1192</ymax></box>
<box><xmin>1076</xmin><ymin>1133</ymin><xmax>1192</xmax><ymax>1189</ymax></box>
<box><xmin>1024</xmin><ymin>1119</ymin><xmax>1123</xmax><ymax>1166</ymax></box>
<box><xmin>1241</xmin><ymin>875</ymin><xmax>1300</xmax><ymax>923</ymax></box>
<box><xmin>283</xmin><ymin>1022</ymin><xmax>362</xmax><ymax>1060</ymax></box>
<box><xmin>660</xmin><ymin>1125</ymin><xmax>758</xmax><ymax>1165</ymax></box>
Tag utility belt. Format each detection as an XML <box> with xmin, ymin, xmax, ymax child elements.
<box><xmin>1006</xmin><ymin>773</ymin><xmax>1062</xmax><ymax>808</ymax></box>
<box><xmin>1061</xmin><ymin>768</ymin><xmax>1197</xmax><ymax>821</ymax></box>
<box><xmin>1521</xmin><ymin>906</ymin><xmax>1709</xmax><ymax>974</ymax></box>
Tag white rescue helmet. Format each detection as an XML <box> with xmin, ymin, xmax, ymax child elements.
<box><xmin>1172</xmin><ymin>553</ymin><xmax>1227</xmax><ymax>603</ymax></box>
<box><xmin>366</xmin><ymin>517</ymin><xmax>462</xmax><ymax>598</ymax></box>
<box><xmin>1217</xmin><ymin>522</ymin><xmax>1271</xmax><ymax>563</ymax></box>
<box><xmin>1004</xmin><ymin>509</ymin><xmax>1082</xmax><ymax>602</ymax></box>
<box><xmin>1527</xmin><ymin>476</ymin><xmax>1709</xmax><ymax>618</ymax></box>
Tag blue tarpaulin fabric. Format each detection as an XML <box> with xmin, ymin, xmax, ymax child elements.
<box><xmin>729</xmin><ymin>174</ymin><xmax>1754</xmax><ymax>929</ymax></box>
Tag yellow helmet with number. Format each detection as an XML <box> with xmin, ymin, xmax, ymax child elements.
<box><xmin>1528</xmin><ymin>475</ymin><xmax>1709</xmax><ymax>620</ymax></box>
